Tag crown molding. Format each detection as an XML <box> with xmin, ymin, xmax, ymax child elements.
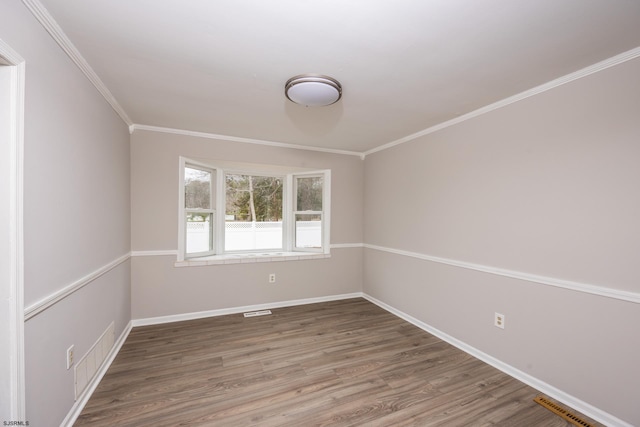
<box><xmin>20</xmin><ymin>0</ymin><xmax>640</xmax><ymax>159</ymax></box>
<box><xmin>131</xmin><ymin>124</ymin><xmax>365</xmax><ymax>158</ymax></box>
<box><xmin>21</xmin><ymin>0</ymin><xmax>133</xmax><ymax>127</ymax></box>
<box><xmin>364</xmin><ymin>46</ymin><xmax>640</xmax><ymax>157</ymax></box>
<box><xmin>135</xmin><ymin>46</ymin><xmax>640</xmax><ymax>158</ymax></box>
<box><xmin>0</xmin><ymin>41</ymin><xmax>25</xmax><ymax>65</ymax></box>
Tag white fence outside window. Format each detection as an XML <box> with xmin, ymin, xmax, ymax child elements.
<box><xmin>186</xmin><ymin>221</ymin><xmax>321</xmax><ymax>253</ymax></box>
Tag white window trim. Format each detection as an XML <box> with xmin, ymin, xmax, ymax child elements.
<box><xmin>292</xmin><ymin>172</ymin><xmax>330</xmax><ymax>253</ymax></box>
<box><xmin>178</xmin><ymin>158</ymin><xmax>218</xmax><ymax>261</ymax></box>
<box><xmin>177</xmin><ymin>157</ymin><xmax>331</xmax><ymax>263</ymax></box>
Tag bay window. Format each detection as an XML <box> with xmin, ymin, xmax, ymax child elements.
<box><xmin>178</xmin><ymin>157</ymin><xmax>330</xmax><ymax>262</ymax></box>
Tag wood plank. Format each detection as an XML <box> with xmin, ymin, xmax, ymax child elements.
<box><xmin>75</xmin><ymin>298</ymin><xmax>602</xmax><ymax>426</ymax></box>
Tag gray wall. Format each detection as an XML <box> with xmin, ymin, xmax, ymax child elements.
<box><xmin>0</xmin><ymin>1</ymin><xmax>132</xmax><ymax>425</ymax></box>
<box><xmin>3</xmin><ymin>0</ymin><xmax>638</xmax><ymax>424</ymax></box>
<box><xmin>363</xmin><ymin>57</ymin><xmax>640</xmax><ymax>425</ymax></box>
<box><xmin>130</xmin><ymin>130</ymin><xmax>363</xmax><ymax>319</ymax></box>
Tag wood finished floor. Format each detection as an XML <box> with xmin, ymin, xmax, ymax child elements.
<box><xmin>75</xmin><ymin>298</ymin><xmax>601</xmax><ymax>426</ymax></box>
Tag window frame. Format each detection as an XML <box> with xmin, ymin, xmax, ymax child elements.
<box><xmin>292</xmin><ymin>173</ymin><xmax>327</xmax><ymax>253</ymax></box>
<box><xmin>178</xmin><ymin>159</ymin><xmax>217</xmax><ymax>259</ymax></box>
<box><xmin>177</xmin><ymin>157</ymin><xmax>330</xmax><ymax>262</ymax></box>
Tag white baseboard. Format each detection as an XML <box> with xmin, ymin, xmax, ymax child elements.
<box><xmin>61</xmin><ymin>293</ymin><xmax>628</xmax><ymax>427</ymax></box>
<box><xmin>362</xmin><ymin>293</ymin><xmax>631</xmax><ymax>427</ymax></box>
<box><xmin>132</xmin><ymin>292</ymin><xmax>364</xmax><ymax>327</ymax></box>
<box><xmin>60</xmin><ymin>293</ymin><xmax>362</xmax><ymax>425</ymax></box>
<box><xmin>61</xmin><ymin>320</ymin><xmax>133</xmax><ymax>427</ymax></box>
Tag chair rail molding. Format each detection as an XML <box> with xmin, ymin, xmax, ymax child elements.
<box><xmin>24</xmin><ymin>253</ymin><xmax>131</xmax><ymax>320</ymax></box>
<box><xmin>364</xmin><ymin>244</ymin><xmax>640</xmax><ymax>304</ymax></box>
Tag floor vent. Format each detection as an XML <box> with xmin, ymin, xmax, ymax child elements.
<box><xmin>533</xmin><ymin>396</ymin><xmax>594</xmax><ymax>427</ymax></box>
<box><xmin>243</xmin><ymin>310</ymin><xmax>272</xmax><ymax>318</ymax></box>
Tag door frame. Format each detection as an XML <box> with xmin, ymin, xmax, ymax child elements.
<box><xmin>0</xmin><ymin>38</ymin><xmax>26</xmax><ymax>420</ymax></box>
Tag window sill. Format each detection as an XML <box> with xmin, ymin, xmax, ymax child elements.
<box><xmin>175</xmin><ymin>251</ymin><xmax>330</xmax><ymax>267</ymax></box>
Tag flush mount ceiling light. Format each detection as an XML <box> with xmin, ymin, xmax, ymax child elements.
<box><xmin>285</xmin><ymin>74</ymin><xmax>342</xmax><ymax>107</ymax></box>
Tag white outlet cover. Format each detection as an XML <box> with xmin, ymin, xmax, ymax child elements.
<box><xmin>494</xmin><ymin>312</ymin><xmax>505</xmax><ymax>329</ymax></box>
<box><xmin>66</xmin><ymin>345</ymin><xmax>75</xmax><ymax>369</ymax></box>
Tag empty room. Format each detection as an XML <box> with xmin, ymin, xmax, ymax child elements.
<box><xmin>1</xmin><ymin>0</ymin><xmax>639</xmax><ymax>426</ymax></box>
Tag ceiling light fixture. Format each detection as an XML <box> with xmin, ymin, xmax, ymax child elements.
<box><xmin>285</xmin><ymin>74</ymin><xmax>342</xmax><ymax>107</ymax></box>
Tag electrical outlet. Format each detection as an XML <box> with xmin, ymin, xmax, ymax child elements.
<box><xmin>269</xmin><ymin>273</ymin><xmax>276</xmax><ymax>283</ymax></box>
<box><xmin>494</xmin><ymin>312</ymin><xmax>505</xmax><ymax>329</ymax></box>
<box><xmin>66</xmin><ymin>345</ymin><xmax>74</xmax><ymax>369</ymax></box>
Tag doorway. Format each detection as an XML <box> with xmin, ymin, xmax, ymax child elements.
<box><xmin>0</xmin><ymin>41</ymin><xmax>25</xmax><ymax>421</ymax></box>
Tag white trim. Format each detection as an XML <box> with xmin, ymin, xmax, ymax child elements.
<box><xmin>0</xmin><ymin>38</ymin><xmax>26</xmax><ymax>422</ymax></box>
<box><xmin>365</xmin><ymin>244</ymin><xmax>640</xmax><ymax>304</ymax></box>
<box><xmin>363</xmin><ymin>293</ymin><xmax>633</xmax><ymax>427</ymax></box>
<box><xmin>131</xmin><ymin>244</ymin><xmax>363</xmax><ymax>258</ymax></box>
<box><xmin>24</xmin><ymin>253</ymin><xmax>131</xmax><ymax>320</ymax></box>
<box><xmin>330</xmin><ymin>243</ymin><xmax>364</xmax><ymax>249</ymax></box>
<box><xmin>174</xmin><ymin>252</ymin><xmax>330</xmax><ymax>267</ymax></box>
<box><xmin>131</xmin><ymin>250</ymin><xmax>178</xmax><ymax>257</ymax></box>
<box><xmin>177</xmin><ymin>158</ymin><xmax>333</xmax><ymax>261</ymax></box>
<box><xmin>131</xmin><ymin>124</ymin><xmax>364</xmax><ymax>158</ymax></box>
<box><xmin>22</xmin><ymin>0</ymin><xmax>639</xmax><ymax>160</ymax></box>
<box><xmin>21</xmin><ymin>0</ymin><xmax>132</xmax><ymax>126</ymax></box>
<box><xmin>61</xmin><ymin>321</ymin><xmax>133</xmax><ymax>427</ymax></box>
<box><xmin>284</xmin><ymin>174</ymin><xmax>293</xmax><ymax>252</ymax></box>
<box><xmin>134</xmin><ymin>46</ymin><xmax>640</xmax><ymax>158</ymax></box>
<box><xmin>177</xmin><ymin>157</ymin><xmax>187</xmax><ymax>261</ymax></box>
<box><xmin>180</xmin><ymin>159</ymin><xmax>217</xmax><ymax>260</ymax></box>
<box><xmin>64</xmin><ymin>292</ymin><xmax>631</xmax><ymax>426</ymax></box>
<box><xmin>322</xmin><ymin>170</ymin><xmax>331</xmax><ymax>254</ymax></box>
<box><xmin>291</xmin><ymin>171</ymin><xmax>331</xmax><ymax>254</ymax></box>
<box><xmin>215</xmin><ymin>168</ymin><xmax>225</xmax><ymax>255</ymax></box>
<box><xmin>363</xmin><ymin>46</ymin><xmax>640</xmax><ymax>157</ymax></box>
<box><xmin>132</xmin><ymin>293</ymin><xmax>363</xmax><ymax>327</ymax></box>
<box><xmin>19</xmin><ymin>1</ymin><xmax>639</xmax><ymax>161</ymax></box>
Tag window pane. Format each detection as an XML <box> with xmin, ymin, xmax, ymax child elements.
<box><xmin>225</xmin><ymin>221</ymin><xmax>283</xmax><ymax>251</ymax></box>
<box><xmin>186</xmin><ymin>212</ymin><xmax>213</xmax><ymax>254</ymax></box>
<box><xmin>225</xmin><ymin>174</ymin><xmax>283</xmax><ymax>251</ymax></box>
<box><xmin>297</xmin><ymin>176</ymin><xmax>323</xmax><ymax>211</ymax></box>
<box><xmin>185</xmin><ymin>167</ymin><xmax>211</xmax><ymax>209</ymax></box>
<box><xmin>295</xmin><ymin>213</ymin><xmax>322</xmax><ymax>248</ymax></box>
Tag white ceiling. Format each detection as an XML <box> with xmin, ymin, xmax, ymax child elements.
<box><xmin>34</xmin><ymin>0</ymin><xmax>640</xmax><ymax>153</ymax></box>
